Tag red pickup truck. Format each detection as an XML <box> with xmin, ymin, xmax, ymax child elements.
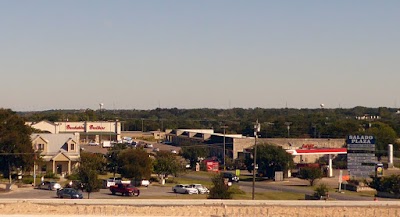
<box><xmin>109</xmin><ymin>183</ymin><xmax>140</xmax><ymax>196</ymax></box>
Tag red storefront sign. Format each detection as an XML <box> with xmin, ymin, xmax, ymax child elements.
<box><xmin>89</xmin><ymin>125</ymin><xmax>106</xmax><ymax>130</ymax></box>
<box><xmin>206</xmin><ymin>161</ymin><xmax>219</xmax><ymax>172</ymax></box>
<box><xmin>66</xmin><ymin>125</ymin><xmax>84</xmax><ymax>130</ymax></box>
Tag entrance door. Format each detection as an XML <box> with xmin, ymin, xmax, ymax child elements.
<box><xmin>56</xmin><ymin>164</ymin><xmax>62</xmax><ymax>174</ymax></box>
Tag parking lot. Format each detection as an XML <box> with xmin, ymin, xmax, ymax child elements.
<box><xmin>2</xmin><ymin>184</ymin><xmax>208</xmax><ymax>199</ymax></box>
<box><xmin>80</xmin><ymin>140</ymin><xmax>181</xmax><ymax>155</ymax></box>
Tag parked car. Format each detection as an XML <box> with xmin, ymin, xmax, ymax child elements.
<box><xmin>221</xmin><ymin>172</ymin><xmax>240</xmax><ymax>183</ymax></box>
<box><xmin>188</xmin><ymin>184</ymin><xmax>209</xmax><ymax>194</ymax></box>
<box><xmin>103</xmin><ymin>179</ymin><xmax>116</xmax><ymax>188</ymax></box>
<box><xmin>38</xmin><ymin>181</ymin><xmax>61</xmax><ymax>190</ymax></box>
<box><xmin>102</xmin><ymin>140</ymin><xmax>112</xmax><ymax>148</ymax></box>
<box><xmin>130</xmin><ymin>179</ymin><xmax>150</xmax><ymax>187</ymax></box>
<box><xmin>88</xmin><ymin>141</ymin><xmax>99</xmax><ymax>146</ymax></box>
<box><xmin>56</xmin><ymin>188</ymin><xmax>83</xmax><ymax>199</ymax></box>
<box><xmin>145</xmin><ymin>144</ymin><xmax>153</xmax><ymax>148</ymax></box>
<box><xmin>172</xmin><ymin>184</ymin><xmax>199</xmax><ymax>194</ymax></box>
<box><xmin>171</xmin><ymin>150</ymin><xmax>177</xmax><ymax>154</ymax></box>
<box><xmin>110</xmin><ymin>183</ymin><xmax>140</xmax><ymax>196</ymax></box>
<box><xmin>153</xmin><ymin>148</ymin><xmax>160</xmax><ymax>152</ymax></box>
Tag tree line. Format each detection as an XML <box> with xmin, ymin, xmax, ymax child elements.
<box><xmin>19</xmin><ymin>107</ymin><xmax>400</xmax><ymax>138</ymax></box>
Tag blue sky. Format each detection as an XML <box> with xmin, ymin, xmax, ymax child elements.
<box><xmin>1</xmin><ymin>1</ymin><xmax>399</xmax><ymax>111</ymax></box>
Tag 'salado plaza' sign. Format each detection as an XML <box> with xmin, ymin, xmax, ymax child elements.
<box><xmin>347</xmin><ymin>135</ymin><xmax>377</xmax><ymax>178</ymax></box>
<box><xmin>347</xmin><ymin>135</ymin><xmax>375</xmax><ymax>144</ymax></box>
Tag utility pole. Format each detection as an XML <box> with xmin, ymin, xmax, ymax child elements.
<box><xmin>252</xmin><ymin>119</ymin><xmax>261</xmax><ymax>200</ymax></box>
<box><xmin>221</xmin><ymin>125</ymin><xmax>228</xmax><ymax>171</ymax></box>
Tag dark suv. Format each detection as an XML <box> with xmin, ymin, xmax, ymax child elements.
<box><xmin>222</xmin><ymin>172</ymin><xmax>239</xmax><ymax>182</ymax></box>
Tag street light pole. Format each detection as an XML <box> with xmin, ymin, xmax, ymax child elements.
<box><xmin>252</xmin><ymin>120</ymin><xmax>261</xmax><ymax>200</ymax></box>
<box><xmin>109</xmin><ymin>121</ymin><xmax>112</xmax><ymax>141</ymax></box>
<box><xmin>285</xmin><ymin>122</ymin><xmax>292</xmax><ymax>138</ymax></box>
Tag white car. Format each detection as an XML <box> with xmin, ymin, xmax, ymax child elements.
<box><xmin>88</xmin><ymin>142</ymin><xmax>99</xmax><ymax>146</ymax></box>
<box><xmin>172</xmin><ymin>184</ymin><xmax>198</xmax><ymax>194</ymax></box>
<box><xmin>38</xmin><ymin>181</ymin><xmax>61</xmax><ymax>190</ymax></box>
<box><xmin>189</xmin><ymin>184</ymin><xmax>209</xmax><ymax>194</ymax></box>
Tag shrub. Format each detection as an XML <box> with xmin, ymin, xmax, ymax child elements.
<box><xmin>66</xmin><ymin>173</ymin><xmax>79</xmax><ymax>180</ymax></box>
<box><xmin>165</xmin><ymin>178</ymin><xmax>178</xmax><ymax>184</ymax></box>
<box><xmin>208</xmin><ymin>174</ymin><xmax>232</xmax><ymax>199</ymax></box>
<box><xmin>149</xmin><ymin>176</ymin><xmax>159</xmax><ymax>183</ymax></box>
<box><xmin>369</xmin><ymin>175</ymin><xmax>400</xmax><ymax>194</ymax></box>
<box><xmin>22</xmin><ymin>176</ymin><xmax>34</xmax><ymax>184</ymax></box>
<box><xmin>347</xmin><ymin>179</ymin><xmax>360</xmax><ymax>186</ymax></box>
<box><xmin>228</xmin><ymin>185</ymin><xmax>245</xmax><ymax>195</ymax></box>
<box><xmin>44</xmin><ymin>172</ymin><xmax>57</xmax><ymax>179</ymax></box>
<box><xmin>314</xmin><ymin>183</ymin><xmax>329</xmax><ymax>198</ymax></box>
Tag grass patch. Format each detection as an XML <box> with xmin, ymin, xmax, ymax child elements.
<box><xmin>185</xmin><ymin>171</ymin><xmax>216</xmax><ymax>177</ymax></box>
<box><xmin>338</xmin><ymin>189</ymin><xmax>376</xmax><ymax>197</ymax></box>
<box><xmin>239</xmin><ymin>176</ymin><xmax>266</xmax><ymax>182</ymax></box>
<box><xmin>233</xmin><ymin>191</ymin><xmax>305</xmax><ymax>200</ymax></box>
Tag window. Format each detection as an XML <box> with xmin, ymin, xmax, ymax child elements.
<box><xmin>70</xmin><ymin>143</ymin><xmax>75</xmax><ymax>151</ymax></box>
<box><xmin>37</xmin><ymin>143</ymin><xmax>44</xmax><ymax>150</ymax></box>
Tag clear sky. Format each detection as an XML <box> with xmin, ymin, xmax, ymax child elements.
<box><xmin>1</xmin><ymin>1</ymin><xmax>399</xmax><ymax>111</ymax></box>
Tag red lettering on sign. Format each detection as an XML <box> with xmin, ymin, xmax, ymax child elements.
<box><xmin>66</xmin><ymin>125</ymin><xmax>84</xmax><ymax>130</ymax></box>
<box><xmin>89</xmin><ymin>125</ymin><xmax>105</xmax><ymax>130</ymax></box>
<box><xmin>302</xmin><ymin>144</ymin><xmax>315</xmax><ymax>149</ymax></box>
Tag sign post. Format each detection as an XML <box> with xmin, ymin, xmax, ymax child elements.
<box><xmin>338</xmin><ymin>170</ymin><xmax>343</xmax><ymax>192</ymax></box>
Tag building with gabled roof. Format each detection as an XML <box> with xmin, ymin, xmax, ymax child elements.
<box><xmin>31</xmin><ymin>133</ymin><xmax>80</xmax><ymax>177</ymax></box>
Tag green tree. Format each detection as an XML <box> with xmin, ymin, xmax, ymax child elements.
<box><xmin>321</xmin><ymin>119</ymin><xmax>360</xmax><ymax>138</ymax></box>
<box><xmin>365</xmin><ymin>122</ymin><xmax>398</xmax><ymax>160</ymax></box>
<box><xmin>106</xmin><ymin>143</ymin><xmax>127</xmax><ymax>177</ymax></box>
<box><xmin>245</xmin><ymin>144</ymin><xmax>294</xmax><ymax>179</ymax></box>
<box><xmin>299</xmin><ymin>167</ymin><xmax>323</xmax><ymax>186</ymax></box>
<box><xmin>369</xmin><ymin>175</ymin><xmax>400</xmax><ymax>194</ymax></box>
<box><xmin>77</xmin><ymin>152</ymin><xmax>104</xmax><ymax>198</ymax></box>
<box><xmin>181</xmin><ymin>146</ymin><xmax>209</xmax><ymax>168</ymax></box>
<box><xmin>153</xmin><ymin>150</ymin><xmax>182</xmax><ymax>177</ymax></box>
<box><xmin>117</xmin><ymin>148</ymin><xmax>153</xmax><ymax>181</ymax></box>
<box><xmin>0</xmin><ymin>109</ymin><xmax>34</xmax><ymax>183</ymax></box>
<box><xmin>208</xmin><ymin>174</ymin><xmax>232</xmax><ymax>199</ymax></box>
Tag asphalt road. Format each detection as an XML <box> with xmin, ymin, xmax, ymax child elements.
<box><xmin>180</xmin><ymin>171</ymin><xmax>396</xmax><ymax>201</ymax></box>
<box><xmin>3</xmin><ymin>169</ymin><xmax>399</xmax><ymax>201</ymax></box>
<box><xmin>2</xmin><ymin>185</ymin><xmax>184</xmax><ymax>199</ymax></box>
